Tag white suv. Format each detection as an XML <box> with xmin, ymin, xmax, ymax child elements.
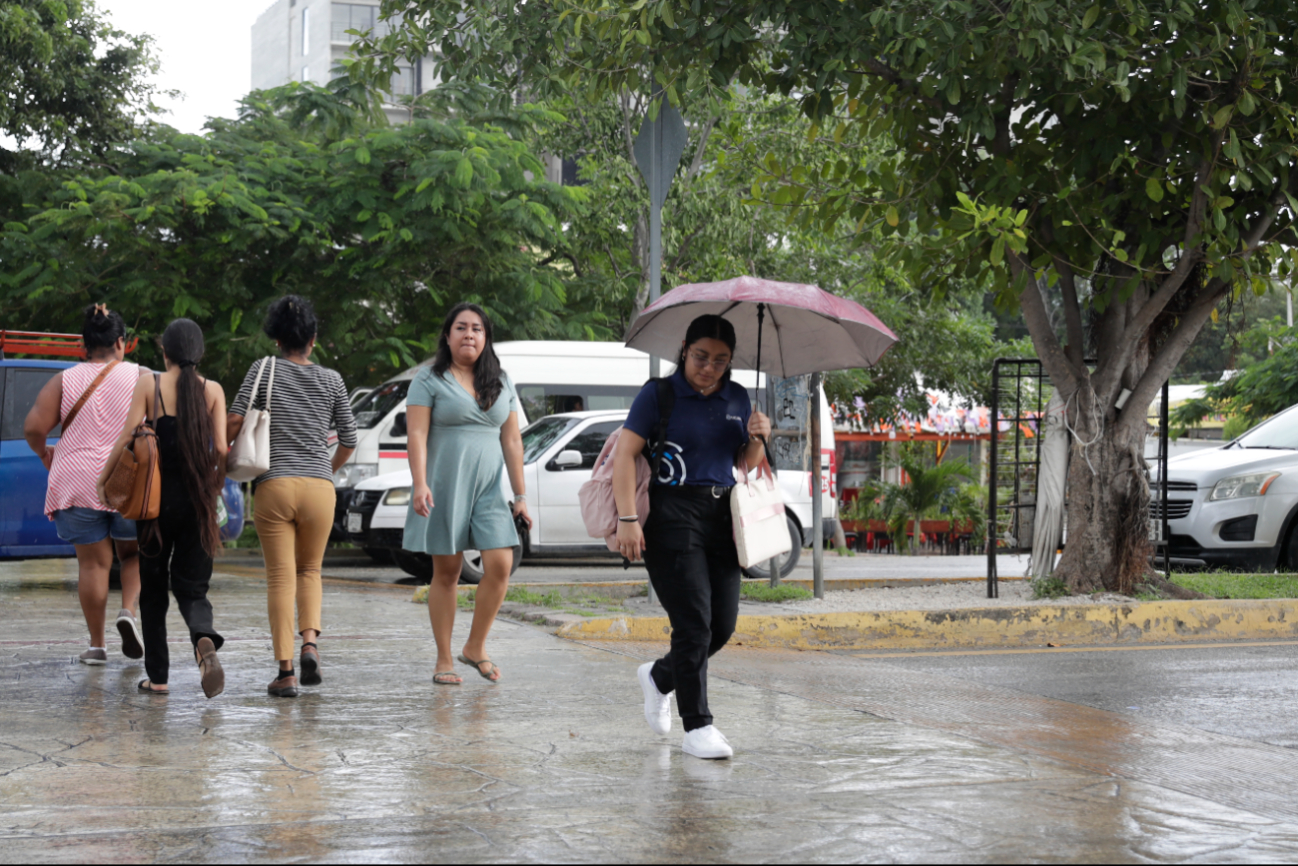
<box><xmin>1160</xmin><ymin>404</ymin><xmax>1298</xmax><ymax>571</ymax></box>
<box><xmin>345</xmin><ymin>410</ymin><xmax>817</xmax><ymax>582</ymax></box>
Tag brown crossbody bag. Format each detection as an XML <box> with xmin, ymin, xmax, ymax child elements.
<box><xmin>103</xmin><ymin>374</ymin><xmax>161</xmax><ymax>521</ymax></box>
<box><xmin>60</xmin><ymin>360</ymin><xmax>119</xmax><ymax>435</ymax></box>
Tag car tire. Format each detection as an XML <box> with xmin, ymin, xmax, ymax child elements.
<box><xmin>391</xmin><ymin>549</ymin><xmax>517</xmax><ymax>585</ymax></box>
<box><xmin>459</xmin><ymin>547</ymin><xmax>522</xmax><ymax>585</ymax></box>
<box><xmin>1283</xmin><ymin>523</ymin><xmax>1298</xmax><ymax>572</ymax></box>
<box><xmin>363</xmin><ymin>546</ymin><xmax>392</xmax><ymax>565</ymax></box>
<box><xmin>741</xmin><ymin>516</ymin><xmax>803</xmax><ymax>581</ymax></box>
<box><xmin>392</xmin><ymin>550</ymin><xmax>433</xmax><ymax>584</ymax></box>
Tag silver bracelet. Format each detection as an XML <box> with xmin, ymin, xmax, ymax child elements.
<box><xmin>618</xmin><ymin>515</ymin><xmax>639</xmax><ymax>522</ymax></box>
<box><xmin>513</xmin><ymin>494</ymin><xmax>527</xmax><ymax>503</ymax></box>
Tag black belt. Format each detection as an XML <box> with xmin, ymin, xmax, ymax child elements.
<box><xmin>653</xmin><ymin>484</ymin><xmax>734</xmax><ymax>499</ymax></box>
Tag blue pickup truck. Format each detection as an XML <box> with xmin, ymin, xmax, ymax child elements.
<box><xmin>0</xmin><ymin>356</ymin><xmax>244</xmax><ymax>558</ymax></box>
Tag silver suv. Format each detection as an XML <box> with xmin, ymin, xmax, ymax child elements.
<box><xmin>1160</xmin><ymin>404</ymin><xmax>1298</xmax><ymax>571</ymax></box>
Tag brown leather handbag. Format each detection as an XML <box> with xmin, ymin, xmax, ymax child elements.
<box><xmin>104</xmin><ymin>376</ymin><xmax>161</xmax><ymax>521</ymax></box>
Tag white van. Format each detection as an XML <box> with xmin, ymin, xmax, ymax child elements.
<box><xmin>332</xmin><ymin>341</ymin><xmax>837</xmax><ymax>565</ymax></box>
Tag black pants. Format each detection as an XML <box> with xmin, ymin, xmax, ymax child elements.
<box><xmin>644</xmin><ymin>485</ymin><xmax>742</xmax><ymax>732</ymax></box>
<box><xmin>138</xmin><ymin>495</ymin><xmax>222</xmax><ymax>685</ymax></box>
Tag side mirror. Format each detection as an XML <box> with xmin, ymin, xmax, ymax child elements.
<box><xmin>389</xmin><ymin>412</ymin><xmax>407</xmax><ymax>438</ymax></box>
<box><xmin>553</xmin><ymin>449</ymin><xmax>583</xmax><ymax>469</ymax></box>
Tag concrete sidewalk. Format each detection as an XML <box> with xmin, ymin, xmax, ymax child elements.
<box><xmin>4</xmin><ymin>559</ymin><xmax>1298</xmax><ymax>862</ymax></box>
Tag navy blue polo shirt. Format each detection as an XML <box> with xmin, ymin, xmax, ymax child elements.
<box><xmin>624</xmin><ymin>369</ymin><xmax>752</xmax><ymax>487</ymax></box>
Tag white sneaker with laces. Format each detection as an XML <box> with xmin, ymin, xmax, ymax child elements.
<box><xmin>682</xmin><ymin>725</ymin><xmax>733</xmax><ymax>760</ymax></box>
<box><xmin>637</xmin><ymin>662</ymin><xmax>672</xmax><ymax>736</ymax></box>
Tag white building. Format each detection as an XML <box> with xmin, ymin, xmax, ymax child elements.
<box><xmin>251</xmin><ymin>0</ymin><xmax>435</xmax><ymax>124</ymax></box>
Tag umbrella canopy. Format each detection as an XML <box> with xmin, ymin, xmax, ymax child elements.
<box><xmin>624</xmin><ymin>275</ymin><xmax>897</xmax><ymax>377</ymax></box>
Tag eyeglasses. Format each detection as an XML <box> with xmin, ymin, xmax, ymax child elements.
<box><xmin>688</xmin><ymin>351</ymin><xmax>731</xmax><ymax>371</ymax></box>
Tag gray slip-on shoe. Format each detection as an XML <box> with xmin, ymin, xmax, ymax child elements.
<box><xmin>78</xmin><ymin>648</ymin><xmax>108</xmax><ymax>666</ymax></box>
<box><xmin>115</xmin><ymin>610</ymin><xmax>143</xmax><ymax>660</ymax></box>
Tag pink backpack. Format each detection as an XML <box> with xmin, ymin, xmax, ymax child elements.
<box><xmin>578</xmin><ymin>428</ymin><xmax>650</xmax><ymax>551</ymax></box>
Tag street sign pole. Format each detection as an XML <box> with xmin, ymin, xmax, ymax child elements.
<box><xmin>634</xmin><ymin>93</ymin><xmax>688</xmax><ymax>606</ymax></box>
<box><xmin>811</xmin><ymin>372</ymin><xmax>824</xmax><ymax>599</ymax></box>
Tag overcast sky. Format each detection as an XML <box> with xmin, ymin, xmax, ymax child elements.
<box><xmin>99</xmin><ymin>0</ymin><xmax>274</xmax><ymax>134</ymax></box>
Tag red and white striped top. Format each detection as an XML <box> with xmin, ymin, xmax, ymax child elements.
<box><xmin>45</xmin><ymin>361</ymin><xmax>141</xmax><ymax>517</ymax></box>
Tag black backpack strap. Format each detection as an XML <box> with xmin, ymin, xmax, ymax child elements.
<box><xmin>641</xmin><ymin>377</ymin><xmax>676</xmax><ymax>471</ymax></box>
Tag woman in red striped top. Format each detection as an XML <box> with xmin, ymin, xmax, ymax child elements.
<box><xmin>24</xmin><ymin>306</ymin><xmax>150</xmax><ymax>666</ymax></box>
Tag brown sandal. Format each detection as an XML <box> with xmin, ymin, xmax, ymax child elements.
<box><xmin>196</xmin><ymin>637</ymin><xmax>224</xmax><ymax>699</ymax></box>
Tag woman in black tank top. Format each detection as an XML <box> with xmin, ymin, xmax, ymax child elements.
<box><xmin>99</xmin><ymin>319</ymin><xmax>230</xmax><ymax>698</ymax></box>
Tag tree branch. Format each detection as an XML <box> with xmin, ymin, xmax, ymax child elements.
<box><xmin>668</xmin><ymin>224</ymin><xmax>705</xmax><ymax>272</ymax></box>
<box><xmin>1010</xmin><ymin>251</ymin><xmax>1082</xmax><ymax>396</ymax></box>
<box><xmin>684</xmin><ymin>116</ymin><xmax>717</xmax><ymax>183</ymax></box>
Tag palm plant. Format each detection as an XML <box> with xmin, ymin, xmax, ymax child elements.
<box><xmin>879</xmin><ymin>446</ymin><xmax>974</xmax><ymax>555</ymax></box>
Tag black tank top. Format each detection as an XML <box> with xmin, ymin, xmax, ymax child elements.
<box><xmin>153</xmin><ymin>376</ymin><xmax>200</xmax><ymax>509</ymax></box>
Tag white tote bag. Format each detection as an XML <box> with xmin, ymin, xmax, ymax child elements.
<box><xmin>227</xmin><ymin>357</ymin><xmax>275</xmax><ymax>482</ymax></box>
<box><xmin>731</xmin><ymin>456</ymin><xmax>792</xmax><ymax>568</ymax></box>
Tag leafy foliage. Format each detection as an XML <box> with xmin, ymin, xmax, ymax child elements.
<box><xmin>1173</xmin><ymin>328</ymin><xmax>1298</xmax><ymax>430</ymax></box>
<box><xmin>0</xmin><ymin>82</ymin><xmax>594</xmax><ymax>391</ymax></box>
<box><xmin>0</xmin><ymin>0</ymin><xmax>166</xmax><ymax>172</ymax></box>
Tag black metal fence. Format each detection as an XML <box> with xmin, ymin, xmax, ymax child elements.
<box><xmin>985</xmin><ymin>359</ymin><xmax>1169</xmax><ymax>598</ymax></box>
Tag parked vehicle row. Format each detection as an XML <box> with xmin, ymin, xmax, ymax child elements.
<box><xmin>334</xmin><ymin>341</ymin><xmax>837</xmax><ymax>581</ymax></box>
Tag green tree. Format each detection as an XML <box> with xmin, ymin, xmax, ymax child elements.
<box><xmin>370</xmin><ymin>0</ymin><xmax>1298</xmax><ymax>593</ymax></box>
<box><xmin>0</xmin><ymin>82</ymin><xmax>593</xmax><ymax>391</ymax></box>
<box><xmin>0</xmin><ymin>0</ymin><xmax>166</xmax><ymax>173</ymax></box>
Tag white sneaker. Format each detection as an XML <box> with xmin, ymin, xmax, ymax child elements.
<box><xmin>637</xmin><ymin>662</ymin><xmax>672</xmax><ymax>736</ymax></box>
<box><xmin>682</xmin><ymin>725</ymin><xmax>733</xmax><ymax>760</ymax></box>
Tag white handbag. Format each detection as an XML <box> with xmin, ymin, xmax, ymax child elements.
<box><xmin>731</xmin><ymin>455</ymin><xmax>792</xmax><ymax>568</ymax></box>
<box><xmin>227</xmin><ymin>357</ymin><xmax>275</xmax><ymax>482</ymax></box>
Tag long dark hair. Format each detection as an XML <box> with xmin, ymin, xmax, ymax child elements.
<box><xmin>160</xmin><ymin>319</ymin><xmax>222</xmax><ymax>558</ymax></box>
<box><xmin>675</xmin><ymin>314</ymin><xmax>737</xmax><ymax>386</ymax></box>
<box><xmin>432</xmin><ymin>303</ymin><xmax>503</xmax><ymax>411</ymax></box>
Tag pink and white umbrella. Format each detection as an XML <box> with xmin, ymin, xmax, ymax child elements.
<box><xmin>624</xmin><ymin>275</ymin><xmax>897</xmax><ymax>378</ymax></box>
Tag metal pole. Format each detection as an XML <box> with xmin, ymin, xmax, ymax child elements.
<box><xmin>1168</xmin><ymin>379</ymin><xmax>1178</xmax><ymax>581</ymax></box>
<box><xmin>811</xmin><ymin>372</ymin><xmax>824</xmax><ymax>599</ymax></box>
<box><xmin>987</xmin><ymin>360</ymin><xmax>1000</xmax><ymax>599</ymax></box>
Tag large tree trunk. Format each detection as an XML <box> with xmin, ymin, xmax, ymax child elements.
<box><xmin>1053</xmin><ymin>388</ymin><xmax>1152</xmax><ymax>594</ymax></box>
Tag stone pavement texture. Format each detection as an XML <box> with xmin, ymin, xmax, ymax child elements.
<box><xmin>3</xmin><ymin>558</ymin><xmax>1298</xmax><ymax>863</ymax></box>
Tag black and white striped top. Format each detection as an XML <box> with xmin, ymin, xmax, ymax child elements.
<box><xmin>230</xmin><ymin>357</ymin><xmax>358</xmax><ymax>483</ymax></box>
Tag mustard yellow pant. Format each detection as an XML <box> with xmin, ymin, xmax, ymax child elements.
<box><xmin>253</xmin><ymin>477</ymin><xmax>336</xmax><ymax>661</ymax></box>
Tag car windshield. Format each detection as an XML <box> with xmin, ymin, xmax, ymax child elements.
<box><xmin>351</xmin><ymin>380</ymin><xmax>409</xmax><ymax>429</ymax></box>
<box><xmin>1234</xmin><ymin>404</ymin><xmax>1298</xmax><ymax>450</ymax></box>
<box><xmin>522</xmin><ymin>416</ymin><xmax>577</xmax><ymax>464</ymax></box>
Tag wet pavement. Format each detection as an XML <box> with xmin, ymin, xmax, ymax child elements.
<box><xmin>4</xmin><ymin>557</ymin><xmax>1298</xmax><ymax>863</ymax></box>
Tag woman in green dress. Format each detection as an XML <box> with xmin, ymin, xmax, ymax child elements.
<box><xmin>404</xmin><ymin>303</ymin><xmax>531</xmax><ymax>685</ymax></box>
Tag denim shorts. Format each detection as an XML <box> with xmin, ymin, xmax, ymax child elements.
<box><xmin>53</xmin><ymin>507</ymin><xmax>137</xmax><ymax>545</ymax></box>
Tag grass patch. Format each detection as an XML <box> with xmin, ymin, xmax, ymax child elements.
<box><xmin>457</xmin><ymin>588</ymin><xmax>476</xmax><ymax>609</ymax></box>
<box><xmin>1172</xmin><ymin>572</ymin><xmax>1298</xmax><ymax>599</ymax></box>
<box><xmin>1030</xmin><ymin>577</ymin><xmax>1070</xmax><ymax>600</ymax></box>
<box><xmin>739</xmin><ymin>583</ymin><xmax>814</xmax><ymax>603</ymax></box>
<box><xmin>503</xmin><ymin>586</ymin><xmax>564</xmax><ymax>607</ymax></box>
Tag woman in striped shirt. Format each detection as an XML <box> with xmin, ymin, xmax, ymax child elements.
<box><xmin>228</xmin><ymin>296</ymin><xmax>357</xmax><ymax>698</ymax></box>
<box><xmin>23</xmin><ymin>306</ymin><xmax>148</xmax><ymax>666</ymax></box>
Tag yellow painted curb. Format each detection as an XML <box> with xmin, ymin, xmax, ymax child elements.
<box><xmin>553</xmin><ymin>599</ymin><xmax>1298</xmax><ymax>650</ymax></box>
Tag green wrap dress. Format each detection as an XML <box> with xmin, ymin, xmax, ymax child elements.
<box><xmin>402</xmin><ymin>367</ymin><xmax>520</xmax><ymax>555</ymax></box>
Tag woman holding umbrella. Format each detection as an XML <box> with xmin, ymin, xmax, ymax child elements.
<box><xmin>613</xmin><ymin>314</ymin><xmax>771</xmax><ymax>760</ymax></box>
